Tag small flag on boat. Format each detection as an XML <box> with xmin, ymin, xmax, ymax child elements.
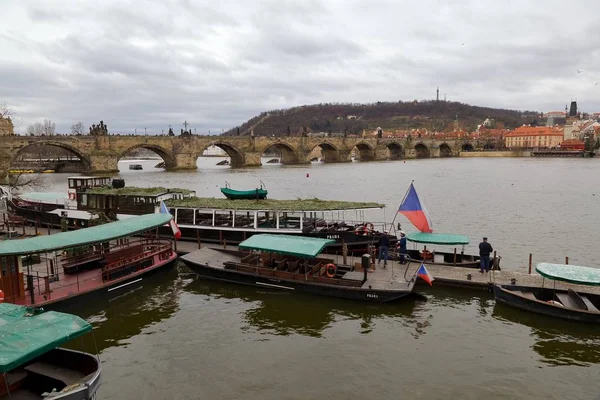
<box><xmin>417</xmin><ymin>264</ymin><xmax>434</xmax><ymax>286</ymax></box>
<box><xmin>398</xmin><ymin>182</ymin><xmax>433</xmax><ymax>233</ymax></box>
<box><xmin>160</xmin><ymin>201</ymin><xmax>181</xmax><ymax>239</ymax></box>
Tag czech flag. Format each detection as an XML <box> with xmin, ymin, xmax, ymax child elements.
<box><xmin>160</xmin><ymin>201</ymin><xmax>181</xmax><ymax>239</ymax></box>
<box><xmin>398</xmin><ymin>182</ymin><xmax>433</xmax><ymax>233</ymax></box>
<box><xmin>417</xmin><ymin>264</ymin><xmax>434</xmax><ymax>286</ymax></box>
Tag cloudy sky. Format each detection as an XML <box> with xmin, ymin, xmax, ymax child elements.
<box><xmin>2</xmin><ymin>0</ymin><xmax>599</xmax><ymax>134</ymax></box>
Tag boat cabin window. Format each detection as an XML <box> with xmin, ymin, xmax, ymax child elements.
<box><xmin>0</xmin><ymin>256</ymin><xmax>18</xmax><ymax>276</ymax></box>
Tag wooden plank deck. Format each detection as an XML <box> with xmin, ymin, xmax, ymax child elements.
<box><xmin>180</xmin><ymin>248</ymin><xmax>243</xmax><ymax>269</ymax></box>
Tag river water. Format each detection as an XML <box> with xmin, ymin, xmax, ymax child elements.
<box><xmin>35</xmin><ymin>157</ymin><xmax>600</xmax><ymax>399</ymax></box>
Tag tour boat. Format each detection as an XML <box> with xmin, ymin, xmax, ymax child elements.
<box><xmin>0</xmin><ymin>214</ymin><xmax>177</xmax><ymax>309</ymax></box>
<box><xmin>181</xmin><ymin>234</ymin><xmax>418</xmax><ymax>303</ymax></box>
<box><xmin>493</xmin><ymin>263</ymin><xmax>600</xmax><ymax>323</ymax></box>
<box><xmin>129</xmin><ymin>164</ymin><xmax>143</xmax><ymax>170</ymax></box>
<box><xmin>0</xmin><ymin>303</ymin><xmax>101</xmax><ymax>400</ymax></box>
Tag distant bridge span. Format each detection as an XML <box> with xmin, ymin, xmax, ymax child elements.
<box><xmin>0</xmin><ymin>135</ymin><xmax>497</xmax><ymax>177</ymax></box>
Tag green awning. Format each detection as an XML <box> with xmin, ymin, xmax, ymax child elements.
<box><xmin>0</xmin><ymin>303</ymin><xmax>92</xmax><ymax>373</ymax></box>
<box><xmin>406</xmin><ymin>232</ymin><xmax>470</xmax><ymax>246</ymax></box>
<box><xmin>0</xmin><ymin>213</ymin><xmax>172</xmax><ymax>256</ymax></box>
<box><xmin>238</xmin><ymin>234</ymin><xmax>335</xmax><ymax>258</ymax></box>
<box><xmin>536</xmin><ymin>263</ymin><xmax>600</xmax><ymax>286</ymax></box>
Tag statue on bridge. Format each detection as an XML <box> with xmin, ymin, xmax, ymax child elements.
<box><xmin>168</xmin><ymin>127</ymin><xmax>174</xmax><ymax>136</ymax></box>
<box><xmin>89</xmin><ymin>120</ymin><xmax>108</xmax><ymax>136</ymax></box>
<box><xmin>377</xmin><ymin>127</ymin><xmax>383</xmax><ymax>138</ymax></box>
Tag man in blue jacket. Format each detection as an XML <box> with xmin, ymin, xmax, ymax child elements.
<box><xmin>397</xmin><ymin>231</ymin><xmax>407</xmax><ymax>264</ymax></box>
<box><xmin>479</xmin><ymin>237</ymin><xmax>493</xmax><ymax>273</ymax></box>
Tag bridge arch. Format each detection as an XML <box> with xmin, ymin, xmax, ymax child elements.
<box><xmin>118</xmin><ymin>144</ymin><xmax>176</xmax><ymax>169</ymax></box>
<box><xmin>461</xmin><ymin>143</ymin><xmax>474</xmax><ymax>152</ymax></box>
<box><xmin>11</xmin><ymin>141</ymin><xmax>92</xmax><ymax>172</ymax></box>
<box><xmin>351</xmin><ymin>141</ymin><xmax>375</xmax><ymax>161</ymax></box>
<box><xmin>310</xmin><ymin>142</ymin><xmax>340</xmax><ymax>163</ymax></box>
<box><xmin>259</xmin><ymin>142</ymin><xmax>298</xmax><ymax>164</ymax></box>
<box><xmin>414</xmin><ymin>143</ymin><xmax>430</xmax><ymax>159</ymax></box>
<box><xmin>387</xmin><ymin>142</ymin><xmax>404</xmax><ymax>160</ymax></box>
<box><xmin>439</xmin><ymin>143</ymin><xmax>452</xmax><ymax>157</ymax></box>
<box><xmin>199</xmin><ymin>141</ymin><xmax>246</xmax><ymax>167</ymax></box>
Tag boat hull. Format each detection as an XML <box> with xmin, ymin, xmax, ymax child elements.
<box><xmin>182</xmin><ymin>258</ymin><xmax>414</xmax><ymax>303</ymax></box>
<box><xmin>220</xmin><ymin>187</ymin><xmax>268</xmax><ymax>200</ymax></box>
<box><xmin>493</xmin><ymin>284</ymin><xmax>600</xmax><ymax>323</ymax></box>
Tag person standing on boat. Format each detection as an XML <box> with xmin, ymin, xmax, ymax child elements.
<box><xmin>479</xmin><ymin>237</ymin><xmax>493</xmax><ymax>273</ymax></box>
<box><xmin>397</xmin><ymin>231</ymin><xmax>407</xmax><ymax>264</ymax></box>
<box><xmin>378</xmin><ymin>231</ymin><xmax>390</xmax><ymax>268</ymax></box>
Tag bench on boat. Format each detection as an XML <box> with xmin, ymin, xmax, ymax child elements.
<box><xmin>62</xmin><ymin>250</ymin><xmax>103</xmax><ymax>273</ymax></box>
<box><xmin>554</xmin><ymin>289</ymin><xmax>600</xmax><ymax>312</ymax></box>
<box><xmin>24</xmin><ymin>361</ymin><xmax>86</xmax><ymax>386</ymax></box>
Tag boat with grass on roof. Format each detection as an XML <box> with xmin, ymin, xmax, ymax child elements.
<box><xmin>181</xmin><ymin>234</ymin><xmax>419</xmax><ymax>303</ymax></box>
<box><xmin>0</xmin><ymin>214</ymin><xmax>177</xmax><ymax>310</ymax></box>
<box><xmin>0</xmin><ymin>303</ymin><xmax>101</xmax><ymax>400</ymax></box>
<box><xmin>493</xmin><ymin>263</ymin><xmax>600</xmax><ymax>323</ymax></box>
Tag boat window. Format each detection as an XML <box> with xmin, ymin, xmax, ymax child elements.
<box><xmin>177</xmin><ymin>209</ymin><xmax>194</xmax><ymax>224</ymax></box>
<box><xmin>81</xmin><ymin>194</ymin><xmax>88</xmax><ymax>206</ymax></box>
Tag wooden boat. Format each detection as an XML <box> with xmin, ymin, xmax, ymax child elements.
<box><xmin>391</xmin><ymin>232</ymin><xmax>500</xmax><ymax>270</ymax></box>
<box><xmin>493</xmin><ymin>262</ymin><xmax>600</xmax><ymax>323</ymax></box>
<box><xmin>0</xmin><ymin>303</ymin><xmax>101</xmax><ymax>399</ymax></box>
<box><xmin>129</xmin><ymin>164</ymin><xmax>143</xmax><ymax>170</ymax></box>
<box><xmin>0</xmin><ymin>214</ymin><xmax>177</xmax><ymax>309</ymax></box>
<box><xmin>220</xmin><ymin>187</ymin><xmax>268</xmax><ymax>200</ymax></box>
<box><xmin>181</xmin><ymin>234</ymin><xmax>418</xmax><ymax>303</ymax></box>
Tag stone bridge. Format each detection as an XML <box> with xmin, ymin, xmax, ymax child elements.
<box><xmin>0</xmin><ymin>135</ymin><xmax>494</xmax><ymax>177</ymax></box>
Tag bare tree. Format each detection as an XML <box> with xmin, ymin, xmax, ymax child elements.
<box><xmin>71</xmin><ymin>122</ymin><xmax>85</xmax><ymax>135</ymax></box>
<box><xmin>26</xmin><ymin>119</ymin><xmax>56</xmax><ymax>136</ymax></box>
<box><xmin>42</xmin><ymin>119</ymin><xmax>55</xmax><ymax>136</ymax></box>
<box><xmin>6</xmin><ymin>172</ymin><xmax>45</xmax><ymax>196</ymax></box>
<box><xmin>0</xmin><ymin>102</ymin><xmax>12</xmax><ymax>119</ymax></box>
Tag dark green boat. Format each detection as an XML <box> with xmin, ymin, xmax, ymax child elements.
<box><xmin>220</xmin><ymin>186</ymin><xmax>268</xmax><ymax>200</ymax></box>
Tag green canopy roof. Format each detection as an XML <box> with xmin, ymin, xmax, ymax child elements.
<box><xmin>406</xmin><ymin>232</ymin><xmax>470</xmax><ymax>246</ymax></box>
<box><xmin>536</xmin><ymin>263</ymin><xmax>600</xmax><ymax>286</ymax></box>
<box><xmin>0</xmin><ymin>303</ymin><xmax>92</xmax><ymax>373</ymax></box>
<box><xmin>0</xmin><ymin>213</ymin><xmax>172</xmax><ymax>256</ymax></box>
<box><xmin>238</xmin><ymin>234</ymin><xmax>335</xmax><ymax>258</ymax></box>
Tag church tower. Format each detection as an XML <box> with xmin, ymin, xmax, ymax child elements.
<box><xmin>436</xmin><ymin>87</ymin><xmax>439</xmax><ymax>102</ymax></box>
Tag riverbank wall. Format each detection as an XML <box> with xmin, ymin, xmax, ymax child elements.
<box><xmin>459</xmin><ymin>151</ymin><xmax>531</xmax><ymax>158</ymax></box>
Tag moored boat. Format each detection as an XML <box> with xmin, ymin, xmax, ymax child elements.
<box><xmin>493</xmin><ymin>262</ymin><xmax>600</xmax><ymax>323</ymax></box>
<box><xmin>0</xmin><ymin>303</ymin><xmax>101</xmax><ymax>400</ymax></box>
<box><xmin>220</xmin><ymin>182</ymin><xmax>268</xmax><ymax>200</ymax></box>
<box><xmin>0</xmin><ymin>214</ymin><xmax>177</xmax><ymax>309</ymax></box>
<box><xmin>181</xmin><ymin>234</ymin><xmax>418</xmax><ymax>303</ymax></box>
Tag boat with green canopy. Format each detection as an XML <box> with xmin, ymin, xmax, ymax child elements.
<box><xmin>220</xmin><ymin>182</ymin><xmax>268</xmax><ymax>200</ymax></box>
<box><xmin>181</xmin><ymin>233</ymin><xmax>417</xmax><ymax>303</ymax></box>
<box><xmin>0</xmin><ymin>214</ymin><xmax>177</xmax><ymax>309</ymax></box>
<box><xmin>493</xmin><ymin>262</ymin><xmax>600</xmax><ymax>323</ymax></box>
<box><xmin>390</xmin><ymin>182</ymin><xmax>500</xmax><ymax>269</ymax></box>
<box><xmin>0</xmin><ymin>303</ymin><xmax>101</xmax><ymax>399</ymax></box>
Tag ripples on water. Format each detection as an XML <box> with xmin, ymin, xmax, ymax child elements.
<box><xmin>36</xmin><ymin>157</ymin><xmax>600</xmax><ymax>399</ymax></box>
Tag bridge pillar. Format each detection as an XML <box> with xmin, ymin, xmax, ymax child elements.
<box><xmin>172</xmin><ymin>153</ymin><xmax>198</xmax><ymax>171</ymax></box>
<box><xmin>333</xmin><ymin>150</ymin><xmax>352</xmax><ymax>163</ymax></box>
<box><xmin>374</xmin><ymin>147</ymin><xmax>390</xmax><ymax>161</ymax></box>
<box><xmin>89</xmin><ymin>153</ymin><xmax>119</xmax><ymax>173</ymax></box>
<box><xmin>243</xmin><ymin>152</ymin><xmax>262</xmax><ymax>167</ymax></box>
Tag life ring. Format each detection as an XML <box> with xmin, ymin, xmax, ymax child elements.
<box><xmin>421</xmin><ymin>250</ymin><xmax>433</xmax><ymax>260</ymax></box>
<box><xmin>68</xmin><ymin>192</ymin><xmax>76</xmax><ymax>200</ymax></box>
<box><xmin>326</xmin><ymin>263</ymin><xmax>337</xmax><ymax>278</ymax></box>
<box><xmin>365</xmin><ymin>222</ymin><xmax>374</xmax><ymax>232</ymax></box>
<box><xmin>354</xmin><ymin>226</ymin><xmax>368</xmax><ymax>235</ymax></box>
<box><xmin>0</xmin><ymin>290</ymin><xmax>4</xmax><ymax>303</ymax></box>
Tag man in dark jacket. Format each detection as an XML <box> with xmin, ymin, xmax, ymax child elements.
<box><xmin>479</xmin><ymin>237</ymin><xmax>493</xmax><ymax>273</ymax></box>
<box><xmin>397</xmin><ymin>231</ymin><xmax>407</xmax><ymax>264</ymax></box>
<box><xmin>378</xmin><ymin>231</ymin><xmax>390</xmax><ymax>267</ymax></box>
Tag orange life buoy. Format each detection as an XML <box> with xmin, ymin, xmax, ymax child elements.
<box><xmin>326</xmin><ymin>263</ymin><xmax>337</xmax><ymax>278</ymax></box>
<box><xmin>68</xmin><ymin>192</ymin><xmax>76</xmax><ymax>200</ymax></box>
<box><xmin>0</xmin><ymin>290</ymin><xmax>4</xmax><ymax>303</ymax></box>
<box><xmin>421</xmin><ymin>250</ymin><xmax>432</xmax><ymax>260</ymax></box>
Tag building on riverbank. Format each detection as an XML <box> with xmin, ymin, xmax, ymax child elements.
<box><xmin>504</xmin><ymin>126</ymin><xmax>564</xmax><ymax>149</ymax></box>
<box><xmin>0</xmin><ymin>116</ymin><xmax>14</xmax><ymax>136</ymax></box>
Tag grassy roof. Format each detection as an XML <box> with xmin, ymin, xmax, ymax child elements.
<box><xmin>87</xmin><ymin>186</ymin><xmax>193</xmax><ymax>195</ymax></box>
<box><xmin>165</xmin><ymin>197</ymin><xmax>384</xmax><ymax>211</ymax></box>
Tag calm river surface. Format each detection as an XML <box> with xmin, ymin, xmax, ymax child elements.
<box><xmin>36</xmin><ymin>157</ymin><xmax>600</xmax><ymax>399</ymax></box>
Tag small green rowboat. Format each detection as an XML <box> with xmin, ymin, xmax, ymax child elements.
<box><xmin>220</xmin><ymin>187</ymin><xmax>268</xmax><ymax>200</ymax></box>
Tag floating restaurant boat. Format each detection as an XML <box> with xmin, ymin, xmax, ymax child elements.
<box><xmin>493</xmin><ymin>263</ymin><xmax>600</xmax><ymax>323</ymax></box>
<box><xmin>181</xmin><ymin>234</ymin><xmax>417</xmax><ymax>302</ymax></box>
<box><xmin>129</xmin><ymin>164</ymin><xmax>143</xmax><ymax>170</ymax></box>
<box><xmin>220</xmin><ymin>182</ymin><xmax>268</xmax><ymax>200</ymax></box>
<box><xmin>391</xmin><ymin>181</ymin><xmax>499</xmax><ymax>269</ymax></box>
<box><xmin>0</xmin><ymin>303</ymin><xmax>101</xmax><ymax>400</ymax></box>
<box><xmin>0</xmin><ymin>214</ymin><xmax>177</xmax><ymax>309</ymax></box>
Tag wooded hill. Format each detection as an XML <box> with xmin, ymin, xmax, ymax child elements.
<box><xmin>224</xmin><ymin>100</ymin><xmax>539</xmax><ymax>136</ymax></box>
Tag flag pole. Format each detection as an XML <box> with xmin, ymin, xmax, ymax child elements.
<box><xmin>390</xmin><ymin>180</ymin><xmax>414</xmax><ymax>234</ymax></box>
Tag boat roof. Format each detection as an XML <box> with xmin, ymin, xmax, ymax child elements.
<box><xmin>238</xmin><ymin>234</ymin><xmax>335</xmax><ymax>258</ymax></box>
<box><xmin>165</xmin><ymin>197</ymin><xmax>384</xmax><ymax>211</ymax></box>
<box><xmin>0</xmin><ymin>303</ymin><xmax>92</xmax><ymax>373</ymax></box>
<box><xmin>405</xmin><ymin>232</ymin><xmax>469</xmax><ymax>245</ymax></box>
<box><xmin>0</xmin><ymin>213</ymin><xmax>172</xmax><ymax>256</ymax></box>
<box><xmin>67</xmin><ymin>176</ymin><xmax>111</xmax><ymax>180</ymax></box>
<box><xmin>535</xmin><ymin>262</ymin><xmax>600</xmax><ymax>286</ymax></box>
<box><xmin>87</xmin><ymin>186</ymin><xmax>193</xmax><ymax>196</ymax></box>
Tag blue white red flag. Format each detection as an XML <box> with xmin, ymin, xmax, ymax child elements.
<box><xmin>398</xmin><ymin>182</ymin><xmax>433</xmax><ymax>233</ymax></box>
<box><xmin>417</xmin><ymin>264</ymin><xmax>434</xmax><ymax>286</ymax></box>
<box><xmin>160</xmin><ymin>201</ymin><xmax>181</xmax><ymax>239</ymax></box>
